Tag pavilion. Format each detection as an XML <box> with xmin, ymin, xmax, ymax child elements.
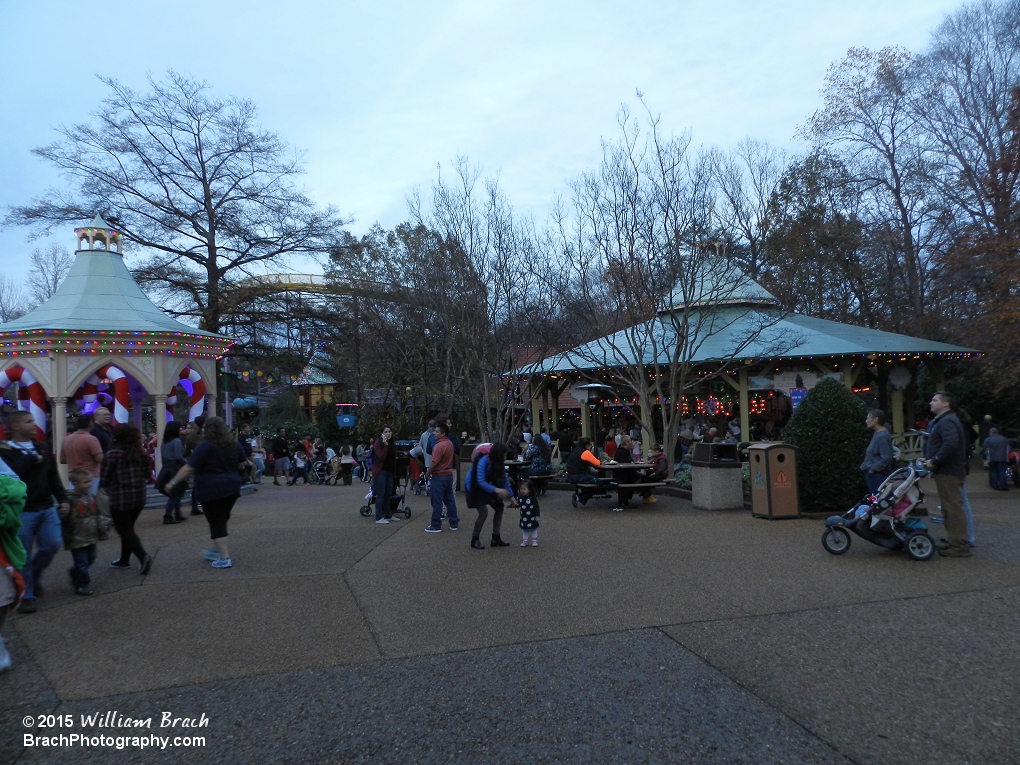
<box><xmin>0</xmin><ymin>216</ymin><xmax>234</xmax><ymax>476</ymax></box>
<box><xmin>512</xmin><ymin>259</ymin><xmax>979</xmax><ymax>442</ymax></box>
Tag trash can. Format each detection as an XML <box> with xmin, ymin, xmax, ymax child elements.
<box><xmin>748</xmin><ymin>443</ymin><xmax>799</xmax><ymax>520</ymax></box>
<box><xmin>690</xmin><ymin>442</ymin><xmax>744</xmax><ymax>510</ymax></box>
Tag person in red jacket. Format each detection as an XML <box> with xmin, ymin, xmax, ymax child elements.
<box><xmin>425</xmin><ymin>422</ymin><xmax>460</xmax><ymax>532</ymax></box>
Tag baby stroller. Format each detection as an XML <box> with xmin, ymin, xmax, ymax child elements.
<box><xmin>359</xmin><ymin>477</ymin><xmax>412</xmax><ymax>519</ymax></box>
<box><xmin>822</xmin><ymin>462</ymin><xmax>938</xmax><ymax>561</ymax></box>
<box><xmin>310</xmin><ymin>460</ymin><xmax>331</xmax><ymax>484</ymax></box>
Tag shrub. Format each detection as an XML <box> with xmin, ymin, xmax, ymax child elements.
<box><xmin>784</xmin><ymin>377</ymin><xmax>870</xmax><ymax>514</ymax></box>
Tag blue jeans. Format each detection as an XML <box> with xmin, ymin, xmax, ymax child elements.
<box><xmin>989</xmin><ymin>462</ymin><xmax>1008</xmax><ymax>491</ymax></box>
<box><xmin>165</xmin><ymin>494</ymin><xmax>182</xmax><ymax>518</ymax></box>
<box><xmin>69</xmin><ymin>545</ymin><xmax>97</xmax><ymax>588</ymax></box>
<box><xmin>373</xmin><ymin>471</ymin><xmax>395</xmax><ymax>520</ymax></box>
<box><xmin>962</xmin><ymin>485</ymin><xmax>975</xmax><ymax>546</ymax></box>
<box><xmin>17</xmin><ymin>506</ymin><xmax>62</xmax><ymax>600</ymax></box>
<box><xmin>429</xmin><ymin>475</ymin><xmax>459</xmax><ymax>528</ymax></box>
<box><xmin>864</xmin><ymin>471</ymin><xmax>890</xmax><ymax>495</ymax></box>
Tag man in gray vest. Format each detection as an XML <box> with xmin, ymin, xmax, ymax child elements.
<box><xmin>923</xmin><ymin>391</ymin><xmax>971</xmax><ymax>557</ymax></box>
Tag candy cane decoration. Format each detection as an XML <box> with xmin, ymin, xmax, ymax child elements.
<box><xmin>0</xmin><ymin>366</ymin><xmax>48</xmax><ymax>437</ymax></box>
<box><xmin>165</xmin><ymin>367</ymin><xmax>206</xmax><ymax>422</ymax></box>
<box><xmin>77</xmin><ymin>365</ymin><xmax>131</xmax><ymax>425</ymax></box>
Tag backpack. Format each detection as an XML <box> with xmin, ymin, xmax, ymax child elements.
<box><xmin>463</xmin><ymin>444</ymin><xmax>493</xmax><ymax>493</ymax></box>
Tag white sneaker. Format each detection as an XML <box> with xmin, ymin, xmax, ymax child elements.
<box><xmin>375</xmin><ymin>518</ymin><xmax>389</xmax><ymax>524</ymax></box>
<box><xmin>387</xmin><ymin>516</ymin><xmax>401</xmax><ymax>521</ymax></box>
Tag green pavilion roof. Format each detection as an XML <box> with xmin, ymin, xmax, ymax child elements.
<box><xmin>514</xmin><ymin>306</ymin><xmax>979</xmax><ymax>376</ymax></box>
<box><xmin>661</xmin><ymin>257</ymin><xmax>780</xmax><ymax>311</ymax></box>
<box><xmin>0</xmin><ymin>241</ymin><xmax>227</xmax><ymax>339</ymax></box>
<box><xmin>292</xmin><ymin>346</ymin><xmax>338</xmax><ymax>386</ymax></box>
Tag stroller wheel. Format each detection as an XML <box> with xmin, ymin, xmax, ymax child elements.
<box><xmin>405</xmin><ymin>507</ymin><xmax>412</xmax><ymax>519</ymax></box>
<box><xmin>821</xmin><ymin>527</ymin><xmax>851</xmax><ymax>555</ymax></box>
<box><xmin>905</xmin><ymin>531</ymin><xmax>936</xmax><ymax>561</ymax></box>
<box><xmin>359</xmin><ymin>505</ymin><xmax>373</xmax><ymax>517</ymax></box>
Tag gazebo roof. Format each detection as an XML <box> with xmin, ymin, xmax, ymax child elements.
<box><xmin>292</xmin><ymin>346</ymin><xmax>337</xmax><ymax>386</ymax></box>
<box><xmin>514</xmin><ymin>306</ymin><xmax>979</xmax><ymax>376</ymax></box>
<box><xmin>661</xmin><ymin>257</ymin><xmax>780</xmax><ymax>311</ymax></box>
<box><xmin>0</xmin><ymin>239</ymin><xmax>227</xmax><ymax>340</ymax></box>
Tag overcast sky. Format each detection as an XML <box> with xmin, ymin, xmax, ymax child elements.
<box><xmin>0</xmin><ymin>0</ymin><xmax>964</xmax><ymax>281</ymax></box>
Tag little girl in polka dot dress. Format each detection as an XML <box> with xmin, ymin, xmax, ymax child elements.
<box><xmin>517</xmin><ymin>479</ymin><xmax>540</xmax><ymax>547</ymax></box>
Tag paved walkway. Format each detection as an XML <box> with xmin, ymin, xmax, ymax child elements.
<box><xmin>2</xmin><ymin>476</ymin><xmax>1018</xmax><ymax>764</ymax></box>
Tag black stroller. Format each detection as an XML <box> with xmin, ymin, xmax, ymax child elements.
<box><xmin>359</xmin><ymin>456</ymin><xmax>412</xmax><ymax>520</ymax></box>
<box><xmin>821</xmin><ymin>463</ymin><xmax>939</xmax><ymax>561</ymax></box>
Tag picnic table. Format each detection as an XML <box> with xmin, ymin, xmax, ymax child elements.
<box><xmin>569</xmin><ymin>461</ymin><xmax>669</xmax><ymax>507</ymax></box>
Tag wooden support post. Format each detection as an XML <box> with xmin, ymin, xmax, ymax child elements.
<box><xmin>891</xmin><ymin>388</ymin><xmax>904</xmax><ymax>435</ymax></box>
<box><xmin>738</xmin><ymin>369</ymin><xmax>749</xmax><ymax>442</ymax></box>
<box><xmin>53</xmin><ymin>397</ymin><xmax>68</xmax><ymax>484</ymax></box>
<box><xmin>530</xmin><ymin>377</ymin><xmax>544</xmax><ymax>435</ymax></box>
<box><xmin>840</xmin><ymin>361</ymin><xmax>854</xmax><ymax>389</ymax></box>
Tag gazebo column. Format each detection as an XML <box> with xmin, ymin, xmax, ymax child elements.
<box><xmin>530</xmin><ymin>377</ymin><xmax>544</xmax><ymax>434</ymax></box>
<box><xmin>738</xmin><ymin>369</ymin><xmax>750</xmax><ymax>442</ymax></box>
<box><xmin>928</xmin><ymin>358</ymin><xmax>946</xmax><ymax>390</ymax></box>
<box><xmin>53</xmin><ymin>397</ymin><xmax>68</xmax><ymax>484</ymax></box>
<box><xmin>549</xmin><ymin>379</ymin><xmax>562</xmax><ymax>433</ymax></box>
<box><xmin>207</xmin><ymin>392</ymin><xmax>218</xmax><ymax>420</ymax></box>
<box><xmin>890</xmin><ymin>389</ymin><xmax>905</xmax><ymax>434</ymax></box>
<box><xmin>154</xmin><ymin>394</ymin><xmax>167</xmax><ymax>473</ymax></box>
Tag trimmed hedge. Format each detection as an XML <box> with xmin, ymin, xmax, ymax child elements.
<box><xmin>784</xmin><ymin>377</ymin><xmax>871</xmax><ymax>514</ymax></box>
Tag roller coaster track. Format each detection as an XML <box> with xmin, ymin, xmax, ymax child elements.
<box><xmin>232</xmin><ymin>273</ymin><xmax>412</xmax><ymax>304</ymax></box>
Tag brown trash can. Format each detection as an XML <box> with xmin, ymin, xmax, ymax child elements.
<box><xmin>748</xmin><ymin>443</ymin><xmax>799</xmax><ymax>519</ymax></box>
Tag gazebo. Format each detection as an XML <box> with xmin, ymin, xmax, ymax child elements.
<box><xmin>0</xmin><ymin>216</ymin><xmax>234</xmax><ymax>476</ymax></box>
<box><xmin>513</xmin><ymin>259</ymin><xmax>980</xmax><ymax>442</ymax></box>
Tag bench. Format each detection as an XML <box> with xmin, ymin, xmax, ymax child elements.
<box><xmin>570</xmin><ymin>481</ymin><xmax>669</xmax><ymax>507</ymax></box>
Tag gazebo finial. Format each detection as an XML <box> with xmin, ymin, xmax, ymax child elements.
<box><xmin>74</xmin><ymin>214</ymin><xmax>122</xmax><ymax>254</ymax></box>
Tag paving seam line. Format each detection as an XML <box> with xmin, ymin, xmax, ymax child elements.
<box><xmin>341</xmin><ymin>570</ymin><xmax>386</xmax><ymax>658</ymax></box>
<box><xmin>654</xmin><ymin>625</ymin><xmax>864</xmax><ymax>765</ymax></box>
<box><xmin>654</xmin><ymin>582</ymin><xmax>1020</xmax><ymax>630</ymax></box>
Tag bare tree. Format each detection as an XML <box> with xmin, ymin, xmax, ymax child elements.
<box><xmin>912</xmin><ymin>0</ymin><xmax>1020</xmax><ymax>241</ymax></box>
<box><xmin>26</xmin><ymin>243</ymin><xmax>74</xmax><ymax>306</ymax></box>
<box><xmin>0</xmin><ymin>276</ymin><xmax>27</xmax><ymax>322</ymax></box>
<box><xmin>807</xmin><ymin>47</ymin><xmax>947</xmax><ymax>329</ymax></box>
<box><xmin>709</xmin><ymin>138</ymin><xmax>787</xmax><ymax>280</ymax></box>
<box><xmin>408</xmin><ymin>158</ymin><xmax>548</xmax><ymax>439</ymax></box>
<box><xmin>7</xmin><ymin>71</ymin><xmax>345</xmax><ymax>333</ymax></box>
<box><xmin>532</xmin><ymin>105</ymin><xmax>794</xmax><ymax>466</ymax></box>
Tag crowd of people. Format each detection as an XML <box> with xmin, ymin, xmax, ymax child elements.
<box><xmin>0</xmin><ymin>393</ymin><xmax>1012</xmax><ymax>673</ymax></box>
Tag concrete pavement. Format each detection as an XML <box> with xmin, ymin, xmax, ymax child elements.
<box><xmin>2</xmin><ymin>475</ymin><xmax>1018</xmax><ymax>764</ymax></box>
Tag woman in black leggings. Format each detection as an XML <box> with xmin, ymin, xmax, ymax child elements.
<box><xmin>465</xmin><ymin>442</ymin><xmax>515</xmax><ymax>550</ymax></box>
<box><xmin>166</xmin><ymin>417</ymin><xmax>247</xmax><ymax>569</ymax></box>
<box><xmin>102</xmin><ymin>424</ymin><xmax>153</xmax><ymax>575</ymax></box>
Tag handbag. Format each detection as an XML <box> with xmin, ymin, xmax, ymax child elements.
<box><xmin>155</xmin><ymin>461</ymin><xmax>187</xmax><ymax>497</ymax></box>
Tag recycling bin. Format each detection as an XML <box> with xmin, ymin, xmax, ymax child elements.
<box><xmin>748</xmin><ymin>443</ymin><xmax>799</xmax><ymax>519</ymax></box>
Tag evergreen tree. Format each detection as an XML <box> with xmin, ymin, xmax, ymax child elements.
<box><xmin>784</xmin><ymin>378</ymin><xmax>871</xmax><ymax>514</ymax></box>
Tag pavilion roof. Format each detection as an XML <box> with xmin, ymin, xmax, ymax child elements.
<box><xmin>292</xmin><ymin>346</ymin><xmax>338</xmax><ymax>386</ymax></box>
<box><xmin>0</xmin><ymin>246</ymin><xmax>229</xmax><ymax>340</ymax></box>
<box><xmin>512</xmin><ymin>307</ymin><xmax>979</xmax><ymax>376</ymax></box>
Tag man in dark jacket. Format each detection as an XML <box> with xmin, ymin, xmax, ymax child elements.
<box><xmin>0</xmin><ymin>411</ymin><xmax>69</xmax><ymax>613</ymax></box>
<box><xmin>923</xmin><ymin>391</ymin><xmax>971</xmax><ymax>557</ymax></box>
<box><xmin>982</xmin><ymin>428</ymin><xmax>1010</xmax><ymax>491</ymax></box>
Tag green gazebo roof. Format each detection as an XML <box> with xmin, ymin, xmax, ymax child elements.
<box><xmin>0</xmin><ymin>239</ymin><xmax>227</xmax><ymax>339</ymax></box>
<box><xmin>514</xmin><ymin>261</ymin><xmax>979</xmax><ymax>376</ymax></box>
<box><xmin>292</xmin><ymin>347</ymin><xmax>338</xmax><ymax>386</ymax></box>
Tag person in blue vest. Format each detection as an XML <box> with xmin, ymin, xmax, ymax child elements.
<box><xmin>464</xmin><ymin>443</ymin><xmax>514</xmax><ymax>550</ymax></box>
